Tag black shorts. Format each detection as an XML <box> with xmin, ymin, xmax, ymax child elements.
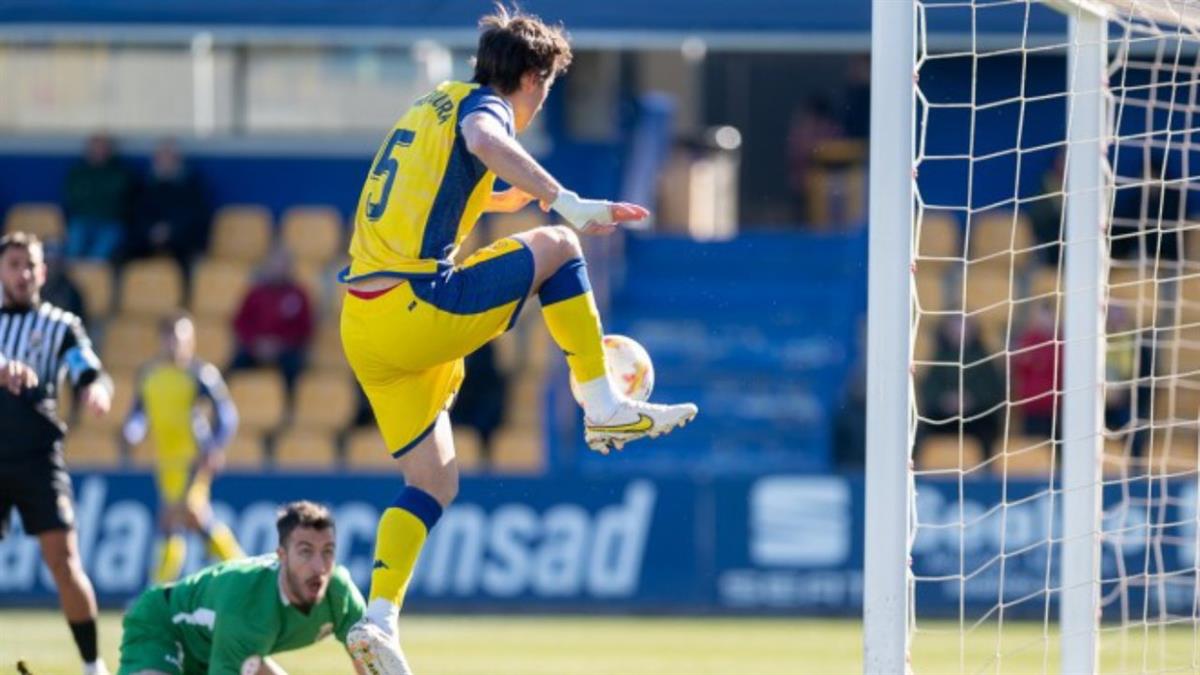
<box><xmin>0</xmin><ymin>449</ymin><xmax>74</xmax><ymax>539</ymax></box>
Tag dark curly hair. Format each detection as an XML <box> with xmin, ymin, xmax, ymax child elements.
<box><xmin>472</xmin><ymin>4</ymin><xmax>572</xmax><ymax>95</ymax></box>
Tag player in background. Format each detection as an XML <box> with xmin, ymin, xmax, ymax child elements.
<box><xmin>117</xmin><ymin>501</ymin><xmax>368</xmax><ymax>675</ymax></box>
<box><xmin>0</xmin><ymin>232</ymin><xmax>114</xmax><ymax>675</ymax></box>
<box><xmin>339</xmin><ymin>6</ymin><xmax>697</xmax><ymax>672</ymax></box>
<box><xmin>123</xmin><ymin>312</ymin><xmax>243</xmax><ymax>584</ymax></box>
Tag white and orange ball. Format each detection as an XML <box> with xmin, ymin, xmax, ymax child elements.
<box><xmin>570</xmin><ymin>334</ymin><xmax>655</xmax><ymax>403</ymax></box>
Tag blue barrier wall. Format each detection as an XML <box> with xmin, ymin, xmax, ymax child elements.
<box><xmin>4</xmin><ymin>470</ymin><xmax>1194</xmax><ymax>616</ymax></box>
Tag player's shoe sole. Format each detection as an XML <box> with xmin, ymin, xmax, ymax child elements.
<box><xmin>584</xmin><ymin>401</ymin><xmax>698</xmax><ymax>454</ymax></box>
<box><xmin>347</xmin><ymin>620</ymin><xmax>412</xmax><ymax>675</ymax></box>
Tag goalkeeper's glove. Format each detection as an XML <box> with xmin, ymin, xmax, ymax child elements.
<box><xmin>550</xmin><ymin>189</ymin><xmax>613</xmax><ymax>231</ymax></box>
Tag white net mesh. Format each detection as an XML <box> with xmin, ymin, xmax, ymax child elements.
<box><xmin>909</xmin><ymin>0</ymin><xmax>1200</xmax><ymax>671</ymax></box>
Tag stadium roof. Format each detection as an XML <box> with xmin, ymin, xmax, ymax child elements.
<box><xmin>0</xmin><ymin>0</ymin><xmax>1070</xmax><ymax>50</ymax></box>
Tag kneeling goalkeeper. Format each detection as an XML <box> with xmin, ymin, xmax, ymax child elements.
<box><xmin>118</xmin><ymin>501</ymin><xmax>367</xmax><ymax>675</ymax></box>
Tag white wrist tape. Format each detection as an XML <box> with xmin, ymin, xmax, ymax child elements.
<box><xmin>551</xmin><ymin>189</ymin><xmax>612</xmax><ymax>231</ymax></box>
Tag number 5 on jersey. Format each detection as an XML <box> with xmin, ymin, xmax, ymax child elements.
<box><xmin>365</xmin><ymin>128</ymin><xmax>416</xmax><ymax>221</ymax></box>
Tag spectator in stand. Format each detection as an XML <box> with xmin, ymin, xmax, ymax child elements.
<box><xmin>1013</xmin><ymin>301</ymin><xmax>1062</xmax><ymax>438</ymax></box>
<box><xmin>786</xmin><ymin>98</ymin><xmax>845</xmax><ymax>224</ymax></box>
<box><xmin>918</xmin><ymin>316</ymin><xmax>1006</xmax><ymax>457</ymax></box>
<box><xmin>40</xmin><ymin>241</ymin><xmax>87</xmax><ymax>323</ymax></box>
<box><xmin>1028</xmin><ymin>151</ymin><xmax>1064</xmax><ymax>266</ymax></box>
<box><xmin>451</xmin><ymin>342</ymin><xmax>508</xmax><ymax>468</ymax></box>
<box><xmin>128</xmin><ymin>138</ymin><xmax>211</xmax><ymax>277</ymax></box>
<box><xmin>230</xmin><ymin>247</ymin><xmax>314</xmax><ymax>392</ymax></box>
<box><xmin>63</xmin><ymin>132</ymin><xmax>136</xmax><ymax>261</ymax></box>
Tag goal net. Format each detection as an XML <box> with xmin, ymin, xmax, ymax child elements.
<box><xmin>868</xmin><ymin>0</ymin><xmax>1200</xmax><ymax>672</ymax></box>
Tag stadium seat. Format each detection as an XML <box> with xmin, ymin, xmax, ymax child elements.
<box><xmin>224</xmin><ymin>430</ymin><xmax>267</xmax><ymax>470</ymax></box>
<box><xmin>916</xmin><ymin>435</ymin><xmax>985</xmax><ymax>473</ymax></box>
<box><xmin>451</xmin><ymin>426</ymin><xmax>482</xmax><ymax>471</ymax></box>
<box><xmin>76</xmin><ymin>368</ymin><xmax>136</xmax><ymax>433</ymax></box>
<box><xmin>994</xmin><ymin>436</ymin><xmax>1055</xmax><ymax>477</ymax></box>
<box><xmin>294</xmin><ymin>261</ymin><xmax>330</xmax><ymax>313</ymax></box>
<box><xmin>914</xmin><ymin>264</ymin><xmax>948</xmax><ymax>313</ymax></box>
<box><xmin>120</xmin><ymin>258</ymin><xmax>184</xmax><ymax>318</ymax></box>
<box><xmin>67</xmin><ymin>261</ymin><xmax>114</xmax><ymax>319</ymax></box>
<box><xmin>193</xmin><ymin>317</ymin><xmax>234</xmax><ymax>367</ymax></box>
<box><xmin>191</xmin><ymin>259</ymin><xmax>252</xmax><ymax>319</ymax></box>
<box><xmin>917</xmin><ymin>210</ymin><xmax>961</xmax><ymax>264</ymax></box>
<box><xmin>227</xmin><ymin>369</ymin><xmax>286</xmax><ymax>433</ymax></box>
<box><xmin>1024</xmin><ymin>266</ymin><xmax>1060</xmax><ymax>304</ymax></box>
<box><xmin>67</xmin><ymin>429</ymin><xmax>121</xmax><ymax>468</ymax></box>
<box><xmin>344</xmin><ymin>428</ymin><xmax>396</xmax><ymax>470</ymax></box>
<box><xmin>968</xmin><ymin>210</ymin><xmax>1035</xmax><ymax>268</ymax></box>
<box><xmin>274</xmin><ymin>430</ymin><xmax>338</xmax><ymax>470</ymax></box>
<box><xmin>102</xmin><ymin>319</ymin><xmax>159</xmax><ymax>371</ymax></box>
<box><xmin>1109</xmin><ymin>265</ymin><xmax>1158</xmax><ymax>325</ymax></box>
<box><xmin>311</xmin><ymin>320</ymin><xmax>349</xmax><ymax>373</ymax></box>
<box><xmin>4</xmin><ymin>202</ymin><xmax>64</xmax><ymax>241</ymax></box>
<box><xmin>211</xmin><ymin>205</ymin><xmax>272</xmax><ymax>263</ymax></box>
<box><xmin>292</xmin><ymin>371</ymin><xmax>357</xmax><ymax>432</ymax></box>
<box><xmin>282</xmin><ymin>206</ymin><xmax>343</xmax><ymax>265</ymax></box>
<box><xmin>490</xmin><ymin>427</ymin><xmax>544</xmax><ymax>474</ymax></box>
<box><xmin>506</xmin><ymin>373</ymin><xmax>542</xmax><ymax>428</ymax></box>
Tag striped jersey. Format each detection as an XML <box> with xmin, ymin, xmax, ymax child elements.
<box><xmin>341</xmin><ymin>80</ymin><xmax>516</xmax><ymax>282</ymax></box>
<box><xmin>0</xmin><ymin>300</ymin><xmax>104</xmax><ymax>457</ymax></box>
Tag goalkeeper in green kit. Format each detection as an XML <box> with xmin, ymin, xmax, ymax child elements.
<box><xmin>117</xmin><ymin>501</ymin><xmax>368</xmax><ymax>675</ymax></box>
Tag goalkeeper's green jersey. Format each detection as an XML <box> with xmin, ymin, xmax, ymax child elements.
<box><xmin>121</xmin><ymin>553</ymin><xmax>364</xmax><ymax>675</ymax></box>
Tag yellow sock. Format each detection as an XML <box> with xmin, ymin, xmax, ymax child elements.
<box><xmin>155</xmin><ymin>534</ymin><xmax>186</xmax><ymax>584</ymax></box>
<box><xmin>369</xmin><ymin>487</ymin><xmax>443</xmax><ymax>609</ymax></box>
<box><xmin>205</xmin><ymin>522</ymin><xmax>244</xmax><ymax>561</ymax></box>
<box><xmin>539</xmin><ymin>258</ymin><xmax>606</xmax><ymax>383</ymax></box>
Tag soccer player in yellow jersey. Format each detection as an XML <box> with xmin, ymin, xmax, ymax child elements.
<box><xmin>340</xmin><ymin>6</ymin><xmax>698</xmax><ymax>672</ymax></box>
<box><xmin>123</xmin><ymin>313</ymin><xmax>244</xmax><ymax>584</ymax></box>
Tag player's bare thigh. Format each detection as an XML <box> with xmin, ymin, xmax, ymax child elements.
<box><xmin>513</xmin><ymin>225</ymin><xmax>584</xmax><ymax>291</ymax></box>
<box><xmin>394</xmin><ymin>411</ymin><xmax>459</xmax><ymax>507</ymax></box>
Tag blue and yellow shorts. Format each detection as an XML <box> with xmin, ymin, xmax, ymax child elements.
<box><xmin>340</xmin><ymin>237</ymin><xmax>535</xmax><ymax>456</ymax></box>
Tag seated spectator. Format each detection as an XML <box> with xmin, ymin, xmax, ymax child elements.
<box><xmin>128</xmin><ymin>138</ymin><xmax>211</xmax><ymax>276</ymax></box>
<box><xmin>1013</xmin><ymin>301</ymin><xmax>1061</xmax><ymax>437</ymax></box>
<box><xmin>1028</xmin><ymin>152</ymin><xmax>1064</xmax><ymax>266</ymax></box>
<box><xmin>918</xmin><ymin>316</ymin><xmax>1005</xmax><ymax>457</ymax></box>
<box><xmin>451</xmin><ymin>342</ymin><xmax>508</xmax><ymax>468</ymax></box>
<box><xmin>39</xmin><ymin>241</ymin><xmax>87</xmax><ymax>322</ymax></box>
<box><xmin>63</xmin><ymin>132</ymin><xmax>136</xmax><ymax>260</ymax></box>
<box><xmin>230</xmin><ymin>247</ymin><xmax>314</xmax><ymax>391</ymax></box>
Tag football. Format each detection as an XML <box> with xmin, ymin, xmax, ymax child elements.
<box><xmin>570</xmin><ymin>334</ymin><xmax>655</xmax><ymax>402</ymax></box>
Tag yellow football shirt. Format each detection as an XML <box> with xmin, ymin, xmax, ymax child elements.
<box><xmin>341</xmin><ymin>81</ymin><xmax>516</xmax><ymax>282</ymax></box>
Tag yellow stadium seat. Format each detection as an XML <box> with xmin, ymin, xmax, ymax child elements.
<box><xmin>102</xmin><ymin>319</ymin><xmax>159</xmax><ymax>371</ymax></box>
<box><xmin>193</xmin><ymin>317</ymin><xmax>234</xmax><ymax>368</ymax></box>
<box><xmin>490</xmin><ymin>427</ymin><xmax>544</xmax><ymax>474</ymax></box>
<box><xmin>505</xmin><ymin>373</ymin><xmax>541</xmax><ymax>428</ymax></box>
<box><xmin>67</xmin><ymin>429</ymin><xmax>121</xmax><ymax>468</ymax></box>
<box><xmin>917</xmin><ymin>210</ymin><xmax>961</xmax><ymax>263</ymax></box>
<box><xmin>968</xmin><ymin>210</ymin><xmax>1035</xmax><ymax>268</ymax></box>
<box><xmin>917</xmin><ymin>435</ymin><xmax>985</xmax><ymax>473</ymax></box>
<box><xmin>190</xmin><ymin>260</ymin><xmax>251</xmax><ymax>319</ymax></box>
<box><xmin>67</xmin><ymin>261</ymin><xmax>114</xmax><ymax>319</ymax></box>
<box><xmin>224</xmin><ymin>430</ymin><xmax>267</xmax><ymax>470</ymax></box>
<box><xmin>311</xmin><ymin>320</ymin><xmax>349</xmax><ymax>373</ymax></box>
<box><xmin>994</xmin><ymin>436</ymin><xmax>1055</xmax><ymax>477</ymax></box>
<box><xmin>120</xmin><ymin>258</ymin><xmax>183</xmax><ymax>318</ymax></box>
<box><xmin>227</xmin><ymin>369</ymin><xmax>286</xmax><ymax>433</ymax></box>
<box><xmin>274</xmin><ymin>430</ymin><xmax>338</xmax><ymax>470</ymax></box>
<box><xmin>344</xmin><ymin>427</ymin><xmax>396</xmax><ymax>470</ymax></box>
<box><xmin>292</xmin><ymin>371</ymin><xmax>357</xmax><ymax>432</ymax></box>
<box><xmin>451</xmin><ymin>425</ymin><xmax>483</xmax><ymax>471</ymax></box>
<box><xmin>294</xmin><ymin>261</ymin><xmax>329</xmax><ymax>314</ymax></box>
<box><xmin>211</xmin><ymin>205</ymin><xmax>273</xmax><ymax>263</ymax></box>
<box><xmin>5</xmin><ymin>202</ymin><xmax>64</xmax><ymax>241</ymax></box>
<box><xmin>914</xmin><ymin>264</ymin><xmax>948</xmax><ymax>313</ymax></box>
<box><xmin>282</xmin><ymin>206</ymin><xmax>343</xmax><ymax>266</ymax></box>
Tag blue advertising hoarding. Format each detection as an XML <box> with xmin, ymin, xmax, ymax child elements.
<box><xmin>2</xmin><ymin>471</ymin><xmax>1196</xmax><ymax>618</ymax></box>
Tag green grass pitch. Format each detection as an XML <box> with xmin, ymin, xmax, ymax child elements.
<box><xmin>3</xmin><ymin>610</ymin><xmax>1199</xmax><ymax>673</ymax></box>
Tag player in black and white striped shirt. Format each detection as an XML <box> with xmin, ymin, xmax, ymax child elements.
<box><xmin>0</xmin><ymin>231</ymin><xmax>113</xmax><ymax>675</ymax></box>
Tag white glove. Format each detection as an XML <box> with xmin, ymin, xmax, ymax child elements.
<box><xmin>551</xmin><ymin>189</ymin><xmax>612</xmax><ymax>231</ymax></box>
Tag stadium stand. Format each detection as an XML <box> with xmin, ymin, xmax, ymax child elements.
<box><xmin>4</xmin><ymin>202</ymin><xmax>64</xmax><ymax>241</ymax></box>
<box><xmin>211</xmin><ymin>205</ymin><xmax>273</xmax><ymax>263</ymax></box>
<box><xmin>120</xmin><ymin>258</ymin><xmax>184</xmax><ymax>318</ymax></box>
<box><xmin>274</xmin><ymin>429</ymin><xmax>338</xmax><ymax>470</ymax></box>
<box><xmin>68</xmin><ymin>260</ymin><xmax>114</xmax><ymax>318</ymax></box>
<box><xmin>226</xmin><ymin>369</ymin><xmax>287</xmax><ymax>434</ymax></box>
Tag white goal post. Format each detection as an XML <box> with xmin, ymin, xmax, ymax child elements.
<box><xmin>866</xmin><ymin>1</ymin><xmax>1200</xmax><ymax>672</ymax></box>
